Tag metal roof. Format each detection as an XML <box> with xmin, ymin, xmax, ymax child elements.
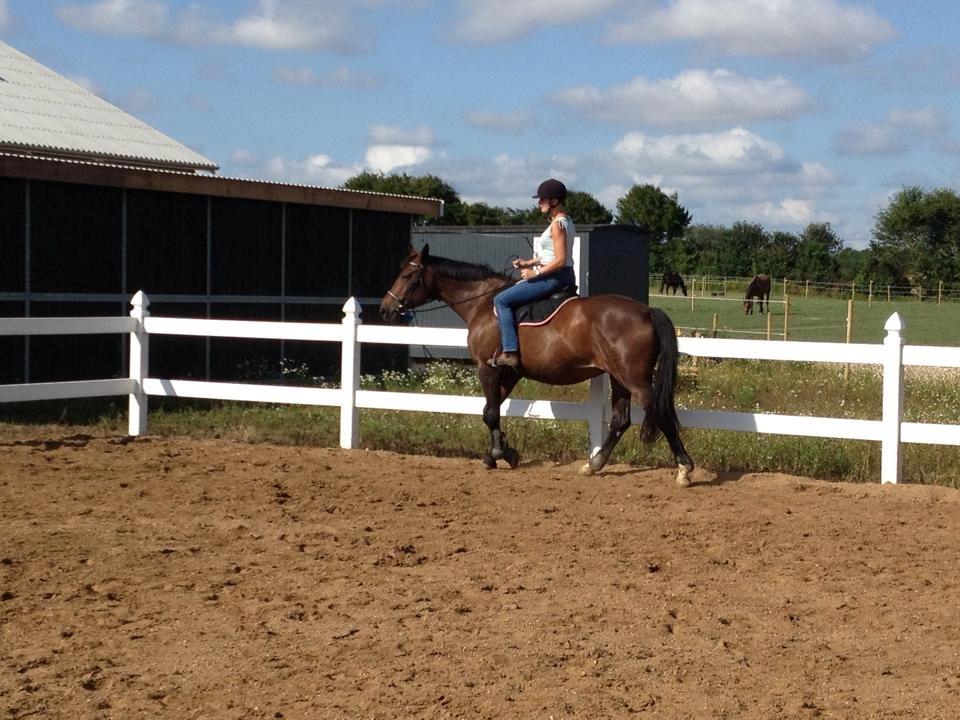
<box><xmin>0</xmin><ymin>40</ymin><xmax>217</xmax><ymax>172</ymax></box>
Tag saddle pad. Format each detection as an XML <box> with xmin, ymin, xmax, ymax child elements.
<box><xmin>517</xmin><ymin>296</ymin><xmax>580</xmax><ymax>326</ymax></box>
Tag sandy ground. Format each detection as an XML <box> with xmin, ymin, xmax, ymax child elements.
<box><xmin>2</xmin><ymin>432</ymin><xmax>960</xmax><ymax>719</ymax></box>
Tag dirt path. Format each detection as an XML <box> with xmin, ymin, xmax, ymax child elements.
<box><xmin>2</xmin><ymin>433</ymin><xmax>960</xmax><ymax>719</ymax></box>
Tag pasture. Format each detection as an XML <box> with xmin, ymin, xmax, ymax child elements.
<box><xmin>651</xmin><ymin>292</ymin><xmax>960</xmax><ymax>345</ymax></box>
<box><xmin>3</xmin><ymin>434</ymin><xmax>960</xmax><ymax>719</ymax></box>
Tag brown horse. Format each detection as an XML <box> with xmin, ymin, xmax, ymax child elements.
<box><xmin>743</xmin><ymin>274</ymin><xmax>771</xmax><ymax>315</ymax></box>
<box><xmin>380</xmin><ymin>245</ymin><xmax>694</xmax><ymax>486</ymax></box>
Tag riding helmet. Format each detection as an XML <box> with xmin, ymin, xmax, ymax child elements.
<box><xmin>533</xmin><ymin>178</ymin><xmax>567</xmax><ymax>202</ymax></box>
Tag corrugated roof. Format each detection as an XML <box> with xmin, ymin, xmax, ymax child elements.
<box><xmin>0</xmin><ymin>40</ymin><xmax>217</xmax><ymax>172</ymax></box>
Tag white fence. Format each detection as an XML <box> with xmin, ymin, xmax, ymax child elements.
<box><xmin>2</xmin><ymin>291</ymin><xmax>960</xmax><ymax>485</ymax></box>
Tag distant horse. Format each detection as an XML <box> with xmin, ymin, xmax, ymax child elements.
<box><xmin>659</xmin><ymin>270</ymin><xmax>688</xmax><ymax>296</ymax></box>
<box><xmin>743</xmin><ymin>274</ymin><xmax>771</xmax><ymax>315</ymax></box>
<box><xmin>380</xmin><ymin>244</ymin><xmax>694</xmax><ymax>486</ymax></box>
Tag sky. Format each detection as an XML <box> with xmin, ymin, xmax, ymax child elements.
<box><xmin>3</xmin><ymin>0</ymin><xmax>960</xmax><ymax>249</ymax></box>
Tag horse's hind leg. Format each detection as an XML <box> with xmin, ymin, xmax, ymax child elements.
<box><xmin>582</xmin><ymin>378</ymin><xmax>632</xmax><ymax>475</ymax></box>
<box><xmin>661</xmin><ymin>415</ymin><xmax>694</xmax><ymax>487</ymax></box>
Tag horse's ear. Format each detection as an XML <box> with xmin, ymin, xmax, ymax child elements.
<box><xmin>421</xmin><ymin>243</ymin><xmax>430</xmax><ymax>259</ymax></box>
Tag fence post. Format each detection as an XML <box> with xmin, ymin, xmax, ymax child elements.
<box><xmin>128</xmin><ymin>291</ymin><xmax>150</xmax><ymax>436</ymax></box>
<box><xmin>588</xmin><ymin>374</ymin><xmax>609</xmax><ymax>457</ymax></box>
<box><xmin>340</xmin><ymin>297</ymin><xmax>362</xmax><ymax>449</ymax></box>
<box><xmin>880</xmin><ymin>313</ymin><xmax>905</xmax><ymax>484</ymax></box>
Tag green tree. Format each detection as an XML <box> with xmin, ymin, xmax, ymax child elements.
<box><xmin>794</xmin><ymin>222</ymin><xmax>841</xmax><ymax>282</ymax></box>
<box><xmin>758</xmin><ymin>230</ymin><xmax>799</xmax><ymax>280</ymax></box>
<box><xmin>872</xmin><ymin>186</ymin><xmax>960</xmax><ymax>286</ymax></box>
<box><xmin>343</xmin><ymin>172</ymin><xmax>462</xmax><ymax>225</ymax></box>
<box><xmin>616</xmin><ymin>184</ymin><xmax>692</xmax><ymax>270</ymax></box>
<box><xmin>566</xmin><ymin>191</ymin><xmax>613</xmax><ymax>224</ymax></box>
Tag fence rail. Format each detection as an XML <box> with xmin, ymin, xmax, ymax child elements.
<box><xmin>2</xmin><ymin>291</ymin><xmax>960</xmax><ymax>484</ymax></box>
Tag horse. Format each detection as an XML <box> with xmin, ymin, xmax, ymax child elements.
<box><xmin>743</xmin><ymin>274</ymin><xmax>771</xmax><ymax>315</ymax></box>
<box><xmin>380</xmin><ymin>244</ymin><xmax>694</xmax><ymax>486</ymax></box>
<box><xmin>659</xmin><ymin>270</ymin><xmax>688</xmax><ymax>296</ymax></box>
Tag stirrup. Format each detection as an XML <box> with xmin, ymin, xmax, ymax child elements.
<box><xmin>492</xmin><ymin>350</ymin><xmax>520</xmax><ymax>368</ymax></box>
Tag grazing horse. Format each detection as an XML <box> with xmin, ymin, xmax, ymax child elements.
<box><xmin>743</xmin><ymin>274</ymin><xmax>771</xmax><ymax>315</ymax></box>
<box><xmin>380</xmin><ymin>244</ymin><xmax>694</xmax><ymax>486</ymax></box>
<box><xmin>659</xmin><ymin>270</ymin><xmax>688</xmax><ymax>296</ymax></box>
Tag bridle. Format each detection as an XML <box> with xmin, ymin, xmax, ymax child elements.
<box><xmin>386</xmin><ymin>260</ymin><xmax>425</xmax><ymax>312</ymax></box>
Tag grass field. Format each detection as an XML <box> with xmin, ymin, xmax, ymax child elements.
<box><xmin>651</xmin><ymin>292</ymin><xmax>960</xmax><ymax>345</ymax></box>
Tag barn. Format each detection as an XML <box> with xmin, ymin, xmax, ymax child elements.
<box><xmin>0</xmin><ymin>40</ymin><xmax>442</xmax><ymax>385</ymax></box>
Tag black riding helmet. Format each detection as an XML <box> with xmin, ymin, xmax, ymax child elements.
<box><xmin>533</xmin><ymin>178</ymin><xmax>567</xmax><ymax>202</ymax></box>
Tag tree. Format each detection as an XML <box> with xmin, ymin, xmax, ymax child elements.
<box><xmin>566</xmin><ymin>191</ymin><xmax>613</xmax><ymax>224</ymax></box>
<box><xmin>872</xmin><ymin>186</ymin><xmax>960</xmax><ymax>285</ymax></box>
<box><xmin>757</xmin><ymin>231</ymin><xmax>799</xmax><ymax>281</ymax></box>
<box><xmin>794</xmin><ymin>222</ymin><xmax>841</xmax><ymax>282</ymax></box>
<box><xmin>343</xmin><ymin>172</ymin><xmax>461</xmax><ymax>225</ymax></box>
<box><xmin>616</xmin><ymin>185</ymin><xmax>691</xmax><ymax>270</ymax></box>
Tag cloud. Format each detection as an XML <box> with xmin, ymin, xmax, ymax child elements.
<box><xmin>608</xmin><ymin>0</ymin><xmax>896</xmax><ymax>61</ymax></box>
<box><xmin>56</xmin><ymin>0</ymin><xmax>373</xmax><ymax>52</ymax></box>
<box><xmin>463</xmin><ymin>108</ymin><xmax>535</xmax><ymax>133</ymax></box>
<box><xmin>834</xmin><ymin>107</ymin><xmax>951</xmax><ymax>156</ymax></box>
<box><xmin>0</xmin><ymin>0</ymin><xmax>11</xmax><ymax>32</ymax></box>
<box><xmin>58</xmin><ymin>0</ymin><xmax>167</xmax><ymax>35</ymax></box>
<box><xmin>550</xmin><ymin>69</ymin><xmax>813</xmax><ymax>129</ymax></box>
<box><xmin>450</xmin><ymin>0</ymin><xmax>620</xmax><ymax>44</ymax></box>
<box><xmin>272</xmin><ymin>65</ymin><xmax>382</xmax><ymax>89</ymax></box>
<box><xmin>232</xmin><ymin>150</ymin><xmax>363</xmax><ymax>187</ymax></box>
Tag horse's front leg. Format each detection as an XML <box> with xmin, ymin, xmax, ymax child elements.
<box><xmin>478</xmin><ymin>364</ymin><xmax>520</xmax><ymax>469</ymax></box>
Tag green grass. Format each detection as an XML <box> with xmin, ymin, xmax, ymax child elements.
<box><xmin>652</xmin><ymin>293</ymin><xmax>960</xmax><ymax>345</ymax></box>
<box><xmin>3</xmin><ymin>359</ymin><xmax>959</xmax><ymax>487</ymax></box>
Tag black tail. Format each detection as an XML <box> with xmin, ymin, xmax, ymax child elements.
<box><xmin>641</xmin><ymin>307</ymin><xmax>683</xmax><ymax>443</ymax></box>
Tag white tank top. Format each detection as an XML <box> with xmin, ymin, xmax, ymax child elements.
<box><xmin>534</xmin><ymin>215</ymin><xmax>575</xmax><ymax>267</ymax></box>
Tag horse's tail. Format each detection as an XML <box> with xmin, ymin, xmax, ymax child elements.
<box><xmin>641</xmin><ymin>307</ymin><xmax>683</xmax><ymax>444</ymax></box>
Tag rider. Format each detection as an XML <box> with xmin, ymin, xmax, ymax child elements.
<box><xmin>491</xmin><ymin>178</ymin><xmax>577</xmax><ymax>367</ymax></box>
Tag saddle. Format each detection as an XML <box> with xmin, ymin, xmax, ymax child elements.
<box><xmin>516</xmin><ymin>285</ymin><xmax>579</xmax><ymax>325</ymax></box>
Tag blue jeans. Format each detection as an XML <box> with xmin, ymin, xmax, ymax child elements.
<box><xmin>493</xmin><ymin>266</ymin><xmax>576</xmax><ymax>353</ymax></box>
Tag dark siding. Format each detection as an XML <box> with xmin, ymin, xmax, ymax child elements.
<box><xmin>0</xmin><ymin>178</ymin><xmax>25</xmax><ymax>292</ymax></box>
<box><xmin>208</xmin><ymin>302</ymin><xmax>281</xmax><ymax>381</ymax></box>
<box><xmin>285</xmin><ymin>204</ymin><xmax>350</xmax><ymax>298</ymax></box>
<box><xmin>351</xmin><ymin>211</ymin><xmax>410</xmax><ymax>297</ymax></box>
<box><xmin>146</xmin><ymin>301</ymin><xmax>207</xmax><ymax>379</ymax></box>
<box><xmin>29</xmin><ymin>302</ymin><xmax>123</xmax><ymax>381</ymax></box>
<box><xmin>127</xmin><ymin>190</ymin><xmax>207</xmax><ymax>294</ymax></box>
<box><xmin>30</xmin><ymin>181</ymin><xmax>123</xmax><ymax>293</ymax></box>
<box><xmin>0</xmin><ymin>301</ymin><xmax>25</xmax><ymax>383</ymax></box>
<box><xmin>211</xmin><ymin>198</ymin><xmax>281</xmax><ymax>295</ymax></box>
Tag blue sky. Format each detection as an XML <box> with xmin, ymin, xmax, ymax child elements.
<box><xmin>3</xmin><ymin>0</ymin><xmax>960</xmax><ymax>248</ymax></box>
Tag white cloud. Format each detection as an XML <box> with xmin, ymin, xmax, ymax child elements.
<box><xmin>365</xmin><ymin>145</ymin><xmax>432</xmax><ymax>174</ymax></box>
<box><xmin>741</xmin><ymin>199</ymin><xmax>831</xmax><ymax>226</ymax></box>
<box><xmin>551</xmin><ymin>69</ymin><xmax>813</xmax><ymax>128</ymax></box>
<box><xmin>57</xmin><ymin>0</ymin><xmax>372</xmax><ymax>52</ymax></box>
<box><xmin>58</xmin><ymin>0</ymin><xmax>168</xmax><ymax>36</ymax></box>
<box><xmin>609</xmin><ymin>0</ymin><xmax>895</xmax><ymax>61</ymax></box>
<box><xmin>835</xmin><ymin>107</ymin><xmax>951</xmax><ymax>156</ymax></box>
<box><xmin>451</xmin><ymin>0</ymin><xmax>620</xmax><ymax>44</ymax></box>
<box><xmin>369</xmin><ymin>124</ymin><xmax>434</xmax><ymax>146</ymax></box>
<box><xmin>0</xmin><ymin>0</ymin><xmax>11</xmax><ymax>32</ymax></box>
<box><xmin>260</xmin><ymin>153</ymin><xmax>362</xmax><ymax>186</ymax></box>
<box><xmin>463</xmin><ymin>108</ymin><xmax>535</xmax><ymax>133</ymax></box>
<box><xmin>272</xmin><ymin>65</ymin><xmax>382</xmax><ymax>89</ymax></box>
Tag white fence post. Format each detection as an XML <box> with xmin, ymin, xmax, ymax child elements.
<box><xmin>340</xmin><ymin>297</ymin><xmax>362</xmax><ymax>449</ymax></box>
<box><xmin>880</xmin><ymin>313</ymin><xmax>905</xmax><ymax>484</ymax></box>
<box><xmin>587</xmin><ymin>374</ymin><xmax>609</xmax><ymax>456</ymax></box>
<box><xmin>128</xmin><ymin>291</ymin><xmax>150</xmax><ymax>436</ymax></box>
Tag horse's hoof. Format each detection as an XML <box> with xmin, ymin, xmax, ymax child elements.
<box><xmin>676</xmin><ymin>463</ymin><xmax>693</xmax><ymax>487</ymax></box>
<box><xmin>580</xmin><ymin>463</ymin><xmax>595</xmax><ymax>476</ymax></box>
<box><xmin>482</xmin><ymin>455</ymin><xmax>497</xmax><ymax>470</ymax></box>
<box><xmin>503</xmin><ymin>448</ymin><xmax>520</xmax><ymax>469</ymax></box>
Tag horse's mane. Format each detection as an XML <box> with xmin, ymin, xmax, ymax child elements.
<box><xmin>423</xmin><ymin>255</ymin><xmax>507</xmax><ymax>282</ymax></box>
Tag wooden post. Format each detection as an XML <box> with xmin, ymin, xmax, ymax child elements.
<box><xmin>766</xmin><ymin>311</ymin><xmax>772</xmax><ymax>341</ymax></box>
<box><xmin>851</xmin><ymin>280</ymin><xmax>856</xmax><ymax>301</ymax></box>
<box><xmin>844</xmin><ymin>299</ymin><xmax>853</xmax><ymax>381</ymax></box>
<box><xmin>783</xmin><ymin>296</ymin><xmax>790</xmax><ymax>341</ymax></box>
<box><xmin>868</xmin><ymin>280</ymin><xmax>873</xmax><ymax>307</ymax></box>
<box><xmin>690</xmin><ymin>278</ymin><xmax>695</xmax><ymax>310</ymax></box>
<box><xmin>805</xmin><ymin>279</ymin><xmax>809</xmax><ymax>299</ymax></box>
<box><xmin>938</xmin><ymin>281</ymin><xmax>943</xmax><ymax>305</ymax></box>
<box><xmin>711</xmin><ymin>312</ymin><xmax>718</xmax><ymax>338</ymax></box>
<box><xmin>887</xmin><ymin>284</ymin><xmax>891</xmax><ymax>302</ymax></box>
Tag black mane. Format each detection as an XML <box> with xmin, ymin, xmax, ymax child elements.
<box><xmin>423</xmin><ymin>255</ymin><xmax>507</xmax><ymax>282</ymax></box>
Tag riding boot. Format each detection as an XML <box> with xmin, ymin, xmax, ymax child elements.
<box><xmin>493</xmin><ymin>351</ymin><xmax>521</xmax><ymax>368</ymax></box>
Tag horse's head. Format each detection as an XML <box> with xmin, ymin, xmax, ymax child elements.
<box><xmin>743</xmin><ymin>298</ymin><xmax>753</xmax><ymax>315</ymax></box>
<box><xmin>380</xmin><ymin>244</ymin><xmax>434</xmax><ymax>323</ymax></box>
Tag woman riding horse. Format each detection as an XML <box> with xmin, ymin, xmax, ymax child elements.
<box><xmin>380</xmin><ymin>244</ymin><xmax>695</xmax><ymax>486</ymax></box>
